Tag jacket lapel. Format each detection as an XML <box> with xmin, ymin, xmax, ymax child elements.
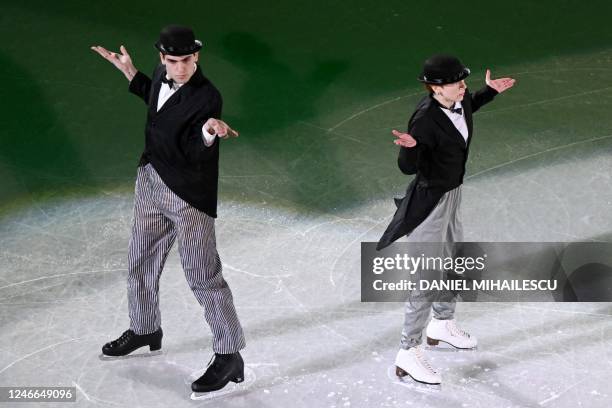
<box><xmin>156</xmin><ymin>85</ymin><xmax>182</xmax><ymax>115</ymax></box>
<box><xmin>149</xmin><ymin>70</ymin><xmax>163</xmax><ymax>114</ymax></box>
<box><xmin>429</xmin><ymin>100</ymin><xmax>467</xmax><ymax>148</ymax></box>
<box><xmin>462</xmin><ymin>93</ymin><xmax>474</xmax><ymax>142</ymax></box>
<box><xmin>151</xmin><ymin>65</ymin><xmax>207</xmax><ymax>116</ymax></box>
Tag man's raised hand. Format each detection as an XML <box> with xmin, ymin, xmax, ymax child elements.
<box><xmin>91</xmin><ymin>45</ymin><xmax>138</xmax><ymax>81</ymax></box>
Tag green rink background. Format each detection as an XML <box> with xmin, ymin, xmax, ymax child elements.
<box><xmin>1</xmin><ymin>0</ymin><xmax>612</xmax><ymax>216</ymax></box>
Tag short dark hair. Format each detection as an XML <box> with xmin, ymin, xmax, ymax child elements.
<box><xmin>424</xmin><ymin>84</ymin><xmax>435</xmax><ymax>93</ymax></box>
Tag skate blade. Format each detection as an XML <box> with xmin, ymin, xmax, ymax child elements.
<box><xmin>98</xmin><ymin>349</ymin><xmax>163</xmax><ymax>361</ymax></box>
<box><xmin>188</xmin><ymin>366</ymin><xmax>256</xmax><ymax>401</ymax></box>
<box><xmin>386</xmin><ymin>366</ymin><xmax>441</xmax><ymax>393</ymax></box>
<box><xmin>425</xmin><ymin>340</ymin><xmax>478</xmax><ymax>352</ymax></box>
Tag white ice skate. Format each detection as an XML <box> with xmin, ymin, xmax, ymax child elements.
<box><xmin>394</xmin><ymin>347</ymin><xmax>441</xmax><ymax>386</ymax></box>
<box><xmin>426</xmin><ymin>318</ymin><xmax>477</xmax><ymax>350</ymax></box>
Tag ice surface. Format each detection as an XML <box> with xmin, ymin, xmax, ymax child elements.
<box><xmin>2</xmin><ymin>51</ymin><xmax>612</xmax><ymax>407</ymax></box>
<box><xmin>1</xmin><ymin>144</ymin><xmax>611</xmax><ymax>408</ymax></box>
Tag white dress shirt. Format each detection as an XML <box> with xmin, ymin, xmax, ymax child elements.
<box><xmin>439</xmin><ymin>101</ymin><xmax>468</xmax><ymax>143</ymax></box>
<box><xmin>157</xmin><ymin>63</ymin><xmax>217</xmax><ymax>147</ymax></box>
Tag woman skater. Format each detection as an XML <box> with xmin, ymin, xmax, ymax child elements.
<box><xmin>377</xmin><ymin>54</ymin><xmax>515</xmax><ymax>385</ymax></box>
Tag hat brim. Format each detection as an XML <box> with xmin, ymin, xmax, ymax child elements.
<box><xmin>417</xmin><ymin>67</ymin><xmax>471</xmax><ymax>85</ymax></box>
<box><xmin>155</xmin><ymin>39</ymin><xmax>203</xmax><ymax>56</ymax></box>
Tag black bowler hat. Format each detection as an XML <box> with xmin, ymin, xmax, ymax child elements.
<box><xmin>417</xmin><ymin>54</ymin><xmax>470</xmax><ymax>85</ymax></box>
<box><xmin>155</xmin><ymin>25</ymin><xmax>202</xmax><ymax>56</ymax></box>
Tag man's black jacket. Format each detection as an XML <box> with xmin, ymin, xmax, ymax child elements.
<box><xmin>129</xmin><ymin>64</ymin><xmax>222</xmax><ymax>217</ymax></box>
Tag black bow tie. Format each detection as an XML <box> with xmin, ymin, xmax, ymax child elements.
<box><xmin>448</xmin><ymin>106</ymin><xmax>463</xmax><ymax>115</ymax></box>
<box><xmin>161</xmin><ymin>76</ymin><xmax>175</xmax><ymax>89</ymax></box>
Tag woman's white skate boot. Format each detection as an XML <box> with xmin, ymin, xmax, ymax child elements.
<box><xmin>394</xmin><ymin>347</ymin><xmax>441</xmax><ymax>385</ymax></box>
<box><xmin>426</xmin><ymin>318</ymin><xmax>477</xmax><ymax>349</ymax></box>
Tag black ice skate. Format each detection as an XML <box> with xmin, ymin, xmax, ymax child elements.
<box><xmin>100</xmin><ymin>328</ymin><xmax>163</xmax><ymax>360</ymax></box>
<box><xmin>191</xmin><ymin>352</ymin><xmax>244</xmax><ymax>393</ymax></box>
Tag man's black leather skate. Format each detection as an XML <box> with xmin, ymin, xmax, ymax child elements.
<box><xmin>191</xmin><ymin>352</ymin><xmax>244</xmax><ymax>393</ymax></box>
<box><xmin>101</xmin><ymin>328</ymin><xmax>163</xmax><ymax>358</ymax></box>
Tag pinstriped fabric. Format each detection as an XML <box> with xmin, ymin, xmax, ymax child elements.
<box><xmin>127</xmin><ymin>163</ymin><xmax>245</xmax><ymax>354</ymax></box>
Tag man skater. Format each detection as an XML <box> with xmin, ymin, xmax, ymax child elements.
<box><xmin>91</xmin><ymin>25</ymin><xmax>246</xmax><ymax>393</ymax></box>
<box><xmin>378</xmin><ymin>55</ymin><xmax>515</xmax><ymax>385</ymax></box>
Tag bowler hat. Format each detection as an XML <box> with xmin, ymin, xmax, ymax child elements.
<box><xmin>418</xmin><ymin>54</ymin><xmax>470</xmax><ymax>85</ymax></box>
<box><xmin>155</xmin><ymin>25</ymin><xmax>202</xmax><ymax>56</ymax></box>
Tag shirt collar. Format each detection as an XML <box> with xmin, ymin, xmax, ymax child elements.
<box><xmin>432</xmin><ymin>96</ymin><xmax>461</xmax><ymax>111</ymax></box>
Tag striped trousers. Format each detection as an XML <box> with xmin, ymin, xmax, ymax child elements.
<box><xmin>127</xmin><ymin>163</ymin><xmax>245</xmax><ymax>354</ymax></box>
<box><xmin>400</xmin><ymin>185</ymin><xmax>463</xmax><ymax>349</ymax></box>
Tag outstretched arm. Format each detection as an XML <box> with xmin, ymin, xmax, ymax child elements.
<box><xmin>485</xmin><ymin>69</ymin><xmax>515</xmax><ymax>94</ymax></box>
<box><xmin>471</xmin><ymin>69</ymin><xmax>516</xmax><ymax>112</ymax></box>
<box><xmin>204</xmin><ymin>118</ymin><xmax>239</xmax><ymax>139</ymax></box>
<box><xmin>91</xmin><ymin>44</ymin><xmax>154</xmax><ymax>103</ymax></box>
<box><xmin>392</xmin><ymin>129</ymin><xmax>422</xmax><ymax>175</ymax></box>
<box><xmin>90</xmin><ymin>45</ymin><xmax>138</xmax><ymax>81</ymax></box>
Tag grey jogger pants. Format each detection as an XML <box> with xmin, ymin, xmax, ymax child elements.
<box><xmin>400</xmin><ymin>185</ymin><xmax>463</xmax><ymax>349</ymax></box>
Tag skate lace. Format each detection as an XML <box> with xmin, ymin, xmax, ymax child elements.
<box><xmin>414</xmin><ymin>348</ymin><xmax>437</xmax><ymax>374</ymax></box>
<box><xmin>114</xmin><ymin>330</ymin><xmax>133</xmax><ymax>346</ymax></box>
<box><xmin>447</xmin><ymin>320</ymin><xmax>469</xmax><ymax>338</ymax></box>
